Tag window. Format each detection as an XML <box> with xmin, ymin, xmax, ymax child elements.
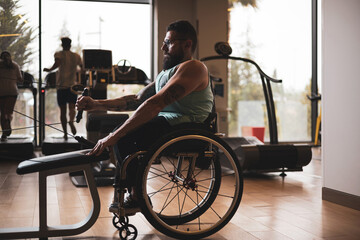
<box><xmin>41</xmin><ymin>0</ymin><xmax>151</xmax><ymax>137</ymax></box>
<box><xmin>228</xmin><ymin>0</ymin><xmax>312</xmax><ymax>142</ymax></box>
<box><xmin>0</xmin><ymin>0</ymin><xmax>39</xmax><ymax>138</ymax></box>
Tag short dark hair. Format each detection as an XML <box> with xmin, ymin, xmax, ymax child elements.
<box><xmin>1</xmin><ymin>51</ymin><xmax>14</xmax><ymax>68</ymax></box>
<box><xmin>0</xmin><ymin>50</ymin><xmax>11</xmax><ymax>59</ymax></box>
<box><xmin>61</xmin><ymin>37</ymin><xmax>72</xmax><ymax>48</ymax></box>
<box><xmin>167</xmin><ymin>20</ymin><xmax>197</xmax><ymax>53</ymax></box>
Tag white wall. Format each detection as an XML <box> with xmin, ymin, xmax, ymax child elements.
<box><xmin>322</xmin><ymin>0</ymin><xmax>360</xmax><ymax>196</ymax></box>
<box><xmin>196</xmin><ymin>0</ymin><xmax>228</xmax><ymax>134</ymax></box>
<box><xmin>154</xmin><ymin>0</ymin><xmax>196</xmax><ymax>74</ymax></box>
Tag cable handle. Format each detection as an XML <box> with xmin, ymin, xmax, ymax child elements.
<box><xmin>75</xmin><ymin>88</ymin><xmax>89</xmax><ymax>123</ymax></box>
<box><xmin>75</xmin><ymin>136</ymin><xmax>95</xmax><ymax>148</ymax></box>
<box><xmin>75</xmin><ymin>136</ymin><xmax>110</xmax><ymax>160</ymax></box>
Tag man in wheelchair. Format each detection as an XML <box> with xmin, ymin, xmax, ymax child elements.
<box><xmin>76</xmin><ymin>20</ymin><xmax>214</xmax><ymax>212</ymax></box>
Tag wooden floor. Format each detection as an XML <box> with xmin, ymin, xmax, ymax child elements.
<box><xmin>0</xmin><ymin>147</ymin><xmax>359</xmax><ymax>240</ymax></box>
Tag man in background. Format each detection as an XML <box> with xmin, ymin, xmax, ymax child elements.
<box><xmin>44</xmin><ymin>37</ymin><xmax>82</xmax><ymax>139</ymax></box>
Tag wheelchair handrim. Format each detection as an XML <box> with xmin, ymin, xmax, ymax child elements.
<box><xmin>142</xmin><ymin>134</ymin><xmax>243</xmax><ymax>238</ymax></box>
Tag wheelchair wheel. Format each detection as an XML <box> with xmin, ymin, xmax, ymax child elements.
<box><xmin>137</xmin><ymin>129</ymin><xmax>243</xmax><ymax>239</ymax></box>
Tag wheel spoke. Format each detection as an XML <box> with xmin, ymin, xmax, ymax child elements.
<box><xmin>148</xmin><ymin>180</ymin><xmax>175</xmax><ymax>198</ymax></box>
<box><xmin>195</xmin><ymin>190</ymin><xmax>222</xmax><ymax>220</ymax></box>
<box><xmin>148</xmin><ymin>168</ymin><xmax>170</xmax><ymax>181</ymax></box>
<box><xmin>140</xmin><ymin>132</ymin><xmax>243</xmax><ymax>239</ymax></box>
<box><xmin>159</xmin><ymin>184</ymin><xmax>185</xmax><ymax>214</ymax></box>
<box><xmin>178</xmin><ymin>187</ymin><xmax>188</xmax><ymax>220</ymax></box>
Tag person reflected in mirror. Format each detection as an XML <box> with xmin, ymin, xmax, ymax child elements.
<box><xmin>0</xmin><ymin>51</ymin><xmax>23</xmax><ymax>141</ymax></box>
<box><xmin>44</xmin><ymin>37</ymin><xmax>83</xmax><ymax>140</ymax></box>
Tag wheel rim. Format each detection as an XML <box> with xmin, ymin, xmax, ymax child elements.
<box><xmin>141</xmin><ymin>134</ymin><xmax>243</xmax><ymax>238</ymax></box>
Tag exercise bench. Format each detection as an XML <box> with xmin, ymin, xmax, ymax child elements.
<box><xmin>0</xmin><ymin>149</ymin><xmax>108</xmax><ymax>240</ymax></box>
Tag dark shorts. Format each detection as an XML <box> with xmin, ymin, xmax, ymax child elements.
<box><xmin>57</xmin><ymin>88</ymin><xmax>77</xmax><ymax>106</ymax></box>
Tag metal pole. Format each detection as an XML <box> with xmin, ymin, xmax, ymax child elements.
<box><xmin>311</xmin><ymin>0</ymin><xmax>319</xmax><ymax>142</ymax></box>
<box><xmin>38</xmin><ymin>0</ymin><xmax>43</xmax><ymax>146</ymax></box>
<box><xmin>150</xmin><ymin>0</ymin><xmax>155</xmax><ymax>81</ymax></box>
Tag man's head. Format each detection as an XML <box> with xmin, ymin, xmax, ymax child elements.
<box><xmin>0</xmin><ymin>51</ymin><xmax>11</xmax><ymax>60</ymax></box>
<box><xmin>162</xmin><ymin>20</ymin><xmax>197</xmax><ymax>70</ymax></box>
<box><xmin>61</xmin><ymin>37</ymin><xmax>72</xmax><ymax>50</ymax></box>
<box><xmin>0</xmin><ymin>51</ymin><xmax>13</xmax><ymax>68</ymax></box>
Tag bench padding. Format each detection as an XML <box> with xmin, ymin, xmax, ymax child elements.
<box><xmin>17</xmin><ymin>149</ymin><xmax>109</xmax><ymax>175</ymax></box>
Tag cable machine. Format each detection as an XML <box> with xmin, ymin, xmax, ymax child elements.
<box><xmin>39</xmin><ymin>49</ymin><xmax>150</xmax><ymax>187</ymax></box>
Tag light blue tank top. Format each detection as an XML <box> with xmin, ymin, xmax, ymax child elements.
<box><xmin>155</xmin><ymin>64</ymin><xmax>214</xmax><ymax>126</ymax></box>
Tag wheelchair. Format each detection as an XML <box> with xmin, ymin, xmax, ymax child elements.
<box><xmin>111</xmin><ymin>123</ymin><xmax>244</xmax><ymax>239</ymax></box>
<box><xmin>0</xmin><ymin>123</ymin><xmax>243</xmax><ymax>240</ymax></box>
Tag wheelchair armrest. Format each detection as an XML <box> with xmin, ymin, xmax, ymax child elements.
<box><xmin>17</xmin><ymin>149</ymin><xmax>109</xmax><ymax>175</ymax></box>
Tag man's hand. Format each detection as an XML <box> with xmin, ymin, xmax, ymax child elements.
<box><xmin>76</xmin><ymin>96</ymin><xmax>97</xmax><ymax>111</ymax></box>
<box><xmin>87</xmin><ymin>133</ymin><xmax>118</xmax><ymax>156</ymax></box>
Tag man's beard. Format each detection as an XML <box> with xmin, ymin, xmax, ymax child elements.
<box><xmin>163</xmin><ymin>52</ymin><xmax>184</xmax><ymax>70</ymax></box>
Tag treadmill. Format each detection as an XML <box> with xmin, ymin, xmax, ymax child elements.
<box><xmin>201</xmin><ymin>43</ymin><xmax>312</xmax><ymax>175</ymax></box>
<box><xmin>0</xmin><ymin>71</ymin><xmax>36</xmax><ymax>160</ymax></box>
<box><xmin>40</xmin><ymin>72</ymin><xmax>83</xmax><ymax>155</ymax></box>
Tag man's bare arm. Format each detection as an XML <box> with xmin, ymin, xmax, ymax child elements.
<box><xmin>87</xmin><ymin>60</ymin><xmax>208</xmax><ymax>156</ymax></box>
<box><xmin>111</xmin><ymin>60</ymin><xmax>207</xmax><ymax>139</ymax></box>
<box><xmin>96</xmin><ymin>81</ymin><xmax>156</xmax><ymax>111</ymax></box>
<box><xmin>43</xmin><ymin>58</ymin><xmax>61</xmax><ymax>72</ymax></box>
<box><xmin>136</xmin><ymin>81</ymin><xmax>157</xmax><ymax>103</ymax></box>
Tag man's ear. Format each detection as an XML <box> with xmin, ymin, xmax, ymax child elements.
<box><xmin>184</xmin><ymin>39</ymin><xmax>192</xmax><ymax>50</ymax></box>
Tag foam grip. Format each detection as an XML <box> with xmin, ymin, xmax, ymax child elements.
<box><xmin>215</xmin><ymin>42</ymin><xmax>232</xmax><ymax>56</ymax></box>
<box><xmin>75</xmin><ymin>88</ymin><xmax>89</xmax><ymax>123</ymax></box>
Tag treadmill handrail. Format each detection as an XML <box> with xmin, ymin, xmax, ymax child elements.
<box><xmin>200</xmin><ymin>55</ymin><xmax>282</xmax><ymax>83</ymax></box>
<box><xmin>201</xmin><ymin>55</ymin><xmax>282</xmax><ymax>144</ymax></box>
<box><xmin>17</xmin><ymin>71</ymin><xmax>37</xmax><ymax>146</ymax></box>
<box><xmin>307</xmin><ymin>93</ymin><xmax>321</xmax><ymax>101</ymax></box>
